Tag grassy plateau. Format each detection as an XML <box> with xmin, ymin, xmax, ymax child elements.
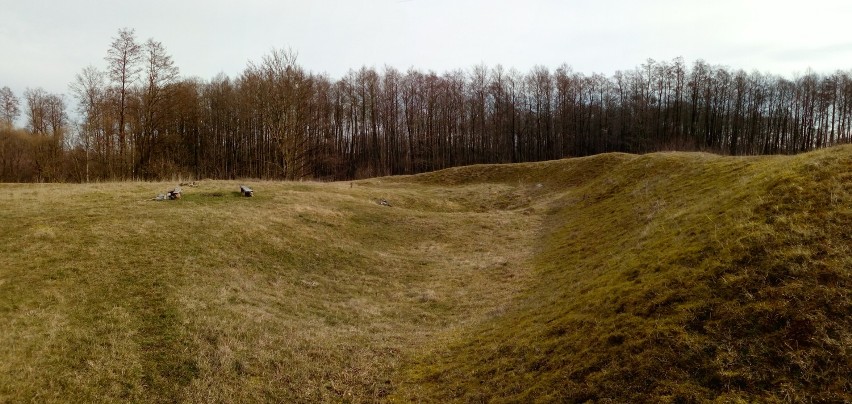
<box><xmin>0</xmin><ymin>145</ymin><xmax>849</xmax><ymax>402</ymax></box>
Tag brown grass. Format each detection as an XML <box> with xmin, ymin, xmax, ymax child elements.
<box><xmin>393</xmin><ymin>145</ymin><xmax>851</xmax><ymax>402</ymax></box>
<box><xmin>1</xmin><ymin>144</ymin><xmax>850</xmax><ymax>402</ymax></box>
<box><xmin>0</xmin><ymin>178</ymin><xmax>540</xmax><ymax>402</ymax></box>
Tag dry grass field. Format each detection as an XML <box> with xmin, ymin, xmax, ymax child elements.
<box><xmin>1</xmin><ymin>145</ymin><xmax>850</xmax><ymax>402</ymax></box>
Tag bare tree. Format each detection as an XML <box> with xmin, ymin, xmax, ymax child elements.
<box><xmin>136</xmin><ymin>38</ymin><xmax>179</xmax><ymax>178</ymax></box>
<box><xmin>45</xmin><ymin>94</ymin><xmax>67</xmax><ymax>140</ymax></box>
<box><xmin>24</xmin><ymin>88</ymin><xmax>50</xmax><ymax>135</ymax></box>
<box><xmin>23</xmin><ymin>88</ymin><xmax>67</xmax><ymax>180</ymax></box>
<box><xmin>105</xmin><ymin>28</ymin><xmax>142</xmax><ymax>176</ymax></box>
<box><xmin>0</xmin><ymin>86</ymin><xmax>20</xmax><ymax>128</ymax></box>
<box><xmin>15</xmin><ymin>40</ymin><xmax>845</xmax><ymax>183</ymax></box>
<box><xmin>70</xmin><ymin>66</ymin><xmax>107</xmax><ymax>182</ymax></box>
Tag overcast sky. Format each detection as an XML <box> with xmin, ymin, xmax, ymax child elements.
<box><xmin>3</xmin><ymin>0</ymin><xmax>852</xmax><ymax>107</ymax></box>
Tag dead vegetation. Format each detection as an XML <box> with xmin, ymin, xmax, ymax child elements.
<box><xmin>0</xmin><ymin>145</ymin><xmax>849</xmax><ymax>402</ymax></box>
<box><xmin>393</xmin><ymin>145</ymin><xmax>851</xmax><ymax>402</ymax></box>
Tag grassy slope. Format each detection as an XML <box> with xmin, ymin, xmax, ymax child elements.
<box><xmin>0</xmin><ymin>145</ymin><xmax>849</xmax><ymax>402</ymax></box>
<box><xmin>0</xmin><ymin>178</ymin><xmax>541</xmax><ymax>403</ymax></box>
<box><xmin>394</xmin><ymin>145</ymin><xmax>851</xmax><ymax>402</ymax></box>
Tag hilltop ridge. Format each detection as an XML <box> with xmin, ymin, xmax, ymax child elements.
<box><xmin>393</xmin><ymin>145</ymin><xmax>851</xmax><ymax>402</ymax></box>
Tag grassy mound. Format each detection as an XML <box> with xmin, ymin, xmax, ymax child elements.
<box><xmin>394</xmin><ymin>145</ymin><xmax>851</xmax><ymax>402</ymax></box>
<box><xmin>0</xmin><ymin>145</ymin><xmax>848</xmax><ymax>402</ymax></box>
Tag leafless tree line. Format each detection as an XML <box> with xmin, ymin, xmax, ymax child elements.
<box><xmin>1</xmin><ymin>30</ymin><xmax>850</xmax><ymax>182</ymax></box>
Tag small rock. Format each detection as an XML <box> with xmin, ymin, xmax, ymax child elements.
<box><xmin>168</xmin><ymin>186</ymin><xmax>182</xmax><ymax>200</ymax></box>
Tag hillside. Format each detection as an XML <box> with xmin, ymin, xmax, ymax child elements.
<box><xmin>393</xmin><ymin>145</ymin><xmax>852</xmax><ymax>402</ymax></box>
<box><xmin>0</xmin><ymin>145</ymin><xmax>849</xmax><ymax>402</ymax></box>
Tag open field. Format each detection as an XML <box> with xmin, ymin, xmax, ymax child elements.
<box><xmin>1</xmin><ymin>145</ymin><xmax>850</xmax><ymax>402</ymax></box>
